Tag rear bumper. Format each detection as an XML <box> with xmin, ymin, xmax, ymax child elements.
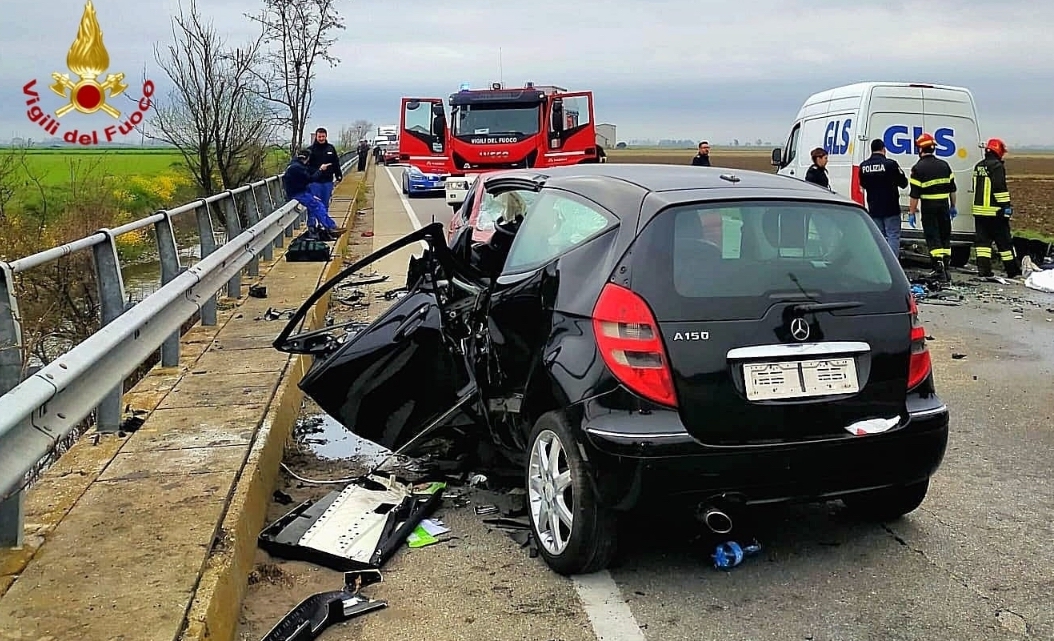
<box><xmin>407</xmin><ymin>179</ymin><xmax>444</xmax><ymax>194</ymax></box>
<box><xmin>578</xmin><ymin>398</ymin><xmax>949</xmax><ymax>510</ymax></box>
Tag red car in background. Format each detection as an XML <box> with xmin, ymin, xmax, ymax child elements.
<box><xmin>446</xmin><ymin>174</ymin><xmax>537</xmax><ymax>245</ymax></box>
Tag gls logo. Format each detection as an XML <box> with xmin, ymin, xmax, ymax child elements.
<box><xmin>883</xmin><ymin>125</ymin><xmax>957</xmax><ymax>158</ymax></box>
<box><xmin>824</xmin><ymin>118</ymin><xmax>852</xmax><ymax>155</ymax></box>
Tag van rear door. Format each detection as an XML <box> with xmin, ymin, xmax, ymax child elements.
<box><xmin>921</xmin><ymin>87</ymin><xmax>982</xmax><ymax>236</ymax></box>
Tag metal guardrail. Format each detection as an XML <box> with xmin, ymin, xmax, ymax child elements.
<box><xmin>0</xmin><ymin>152</ymin><xmax>358</xmax><ymax>546</ymax></box>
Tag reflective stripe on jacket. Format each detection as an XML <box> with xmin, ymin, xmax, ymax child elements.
<box><xmin>972</xmin><ymin>151</ymin><xmax>1011</xmax><ymax>216</ymax></box>
<box><xmin>909</xmin><ymin>154</ymin><xmax>956</xmax><ymax>211</ymax></box>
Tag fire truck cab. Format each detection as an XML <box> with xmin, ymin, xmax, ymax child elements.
<box><xmin>397</xmin><ymin>82</ymin><xmax>599</xmax><ymax>211</ymax></box>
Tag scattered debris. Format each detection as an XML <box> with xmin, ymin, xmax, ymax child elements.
<box><xmin>406</xmin><ymin>518</ymin><xmax>451</xmax><ymax>548</ymax></box>
<box><xmin>258</xmin><ymin>473</ymin><xmax>445</xmax><ymax>571</ymax></box>
<box><xmin>711</xmin><ymin>539</ymin><xmax>762</xmax><ymax>570</ymax></box>
<box><xmin>259</xmin><ymin>570</ymin><xmax>387</xmax><ymax>641</ymax></box>
<box><xmin>249</xmin><ymin>284</ymin><xmax>268</xmax><ymax>298</ymax></box>
<box><xmin>952</xmin><ymin>353</ymin><xmax>966</xmax><ymax>360</ymax></box>
<box><xmin>273</xmin><ymin>490</ymin><xmax>294</xmax><ymax>505</ymax></box>
<box><xmin>261</xmin><ymin>307</ymin><xmax>296</xmax><ymax>321</ymax></box>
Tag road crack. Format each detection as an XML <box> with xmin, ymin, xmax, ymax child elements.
<box><xmin>882</xmin><ymin>523</ymin><xmax>1036</xmax><ymax>637</ymax></box>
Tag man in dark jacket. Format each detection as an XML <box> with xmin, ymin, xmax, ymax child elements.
<box><xmin>356</xmin><ymin>139</ymin><xmax>369</xmax><ymax>172</ymax></box>
<box><xmin>908</xmin><ymin>133</ymin><xmax>957</xmax><ymax>282</ymax></box>
<box><xmin>971</xmin><ymin>138</ymin><xmax>1020</xmax><ymax>278</ymax></box>
<box><xmin>858</xmin><ymin>138</ymin><xmax>909</xmax><ymax>252</ymax></box>
<box><xmin>306</xmin><ymin>127</ymin><xmax>343</xmax><ymax>210</ymax></box>
<box><xmin>283</xmin><ymin>148</ymin><xmax>342</xmax><ymax>233</ymax></box>
<box><xmin>691</xmin><ymin>141</ymin><xmax>711</xmax><ymax>166</ymax></box>
<box><xmin>804</xmin><ymin>147</ymin><xmax>830</xmax><ymax>188</ymax></box>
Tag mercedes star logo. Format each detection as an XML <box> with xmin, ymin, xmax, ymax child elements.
<box><xmin>790</xmin><ymin>317</ymin><xmax>810</xmax><ymax>342</ymax></box>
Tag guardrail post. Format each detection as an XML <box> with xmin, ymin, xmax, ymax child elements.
<box><xmin>261</xmin><ymin>183</ymin><xmax>284</xmax><ymax>249</ymax></box>
<box><xmin>220</xmin><ymin>191</ymin><xmax>243</xmax><ymax>299</ymax></box>
<box><xmin>155</xmin><ymin>211</ymin><xmax>182</xmax><ymax>367</ymax></box>
<box><xmin>194</xmin><ymin>200</ymin><xmax>218</xmax><ymax>326</ymax></box>
<box><xmin>240</xmin><ymin>190</ymin><xmax>262</xmax><ymax>275</ymax></box>
<box><xmin>91</xmin><ymin>231</ymin><xmax>127</xmax><ymax>433</ymax></box>
<box><xmin>0</xmin><ymin>262</ymin><xmax>25</xmax><ymax>546</ymax></box>
<box><xmin>275</xmin><ymin>180</ymin><xmax>296</xmax><ymax>237</ymax></box>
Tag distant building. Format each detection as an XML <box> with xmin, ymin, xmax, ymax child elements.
<box><xmin>596</xmin><ymin>123</ymin><xmax>616</xmax><ymax>149</ymax></box>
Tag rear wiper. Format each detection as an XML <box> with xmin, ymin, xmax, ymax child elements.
<box><xmin>789</xmin><ymin>301</ymin><xmax>863</xmax><ymax>313</ymax></box>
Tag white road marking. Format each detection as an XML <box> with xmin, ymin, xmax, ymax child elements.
<box><xmin>383</xmin><ymin>166</ymin><xmax>427</xmax><ymax>251</ymax></box>
<box><xmin>387</xmin><ymin>164</ymin><xmax>644</xmax><ymax>641</ymax></box>
<box><xmin>573</xmin><ymin>571</ymin><xmax>648</xmax><ymax>640</ymax></box>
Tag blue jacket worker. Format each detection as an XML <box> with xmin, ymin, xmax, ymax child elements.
<box><xmin>858</xmin><ymin>138</ymin><xmax>909</xmax><ymax>252</ymax></box>
<box><xmin>283</xmin><ymin>149</ymin><xmax>341</xmax><ymax>231</ymax></box>
<box><xmin>307</xmin><ymin>127</ymin><xmax>343</xmax><ymax>210</ymax></box>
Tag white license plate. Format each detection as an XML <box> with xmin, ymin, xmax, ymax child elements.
<box><xmin>743</xmin><ymin>358</ymin><xmax>859</xmax><ymax>401</ymax></box>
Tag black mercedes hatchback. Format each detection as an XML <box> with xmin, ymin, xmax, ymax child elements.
<box><xmin>275</xmin><ymin>164</ymin><xmax>950</xmax><ymax>576</ymax></box>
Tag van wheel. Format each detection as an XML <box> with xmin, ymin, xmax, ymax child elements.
<box><xmin>843</xmin><ymin>479</ymin><xmax>929</xmax><ymax>521</ymax></box>
<box><xmin>526</xmin><ymin>411</ymin><xmax>617</xmax><ymax>575</ymax></box>
<box><xmin>950</xmin><ymin>246</ymin><xmax>971</xmax><ymax>268</ymax></box>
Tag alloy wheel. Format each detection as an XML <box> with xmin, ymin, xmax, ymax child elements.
<box><xmin>528</xmin><ymin>429</ymin><xmax>574</xmax><ymax>555</ymax></box>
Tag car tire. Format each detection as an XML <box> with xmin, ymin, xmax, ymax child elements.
<box><xmin>526</xmin><ymin>411</ymin><xmax>617</xmax><ymax>576</ymax></box>
<box><xmin>843</xmin><ymin>479</ymin><xmax>929</xmax><ymax>521</ymax></box>
<box><xmin>950</xmin><ymin>245</ymin><xmax>971</xmax><ymax>268</ymax></box>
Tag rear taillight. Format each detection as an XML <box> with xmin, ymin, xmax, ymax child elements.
<box><xmin>592</xmin><ymin>283</ymin><xmax>678</xmax><ymax>407</ymax></box>
<box><xmin>907</xmin><ymin>294</ymin><xmax>932</xmax><ymax>390</ymax></box>
<box><xmin>850</xmin><ymin>164</ymin><xmax>865</xmax><ymax>205</ymax></box>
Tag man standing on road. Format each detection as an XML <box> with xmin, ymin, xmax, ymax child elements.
<box><xmin>971</xmin><ymin>138</ymin><xmax>1021</xmax><ymax>278</ymax></box>
<box><xmin>908</xmin><ymin>133</ymin><xmax>957</xmax><ymax>283</ymax></box>
<box><xmin>356</xmin><ymin>139</ymin><xmax>369</xmax><ymax>172</ymax></box>
<box><xmin>283</xmin><ymin>148</ymin><xmax>344</xmax><ymax>236</ymax></box>
<box><xmin>691</xmin><ymin>141</ymin><xmax>711</xmax><ymax>166</ymax></box>
<box><xmin>804</xmin><ymin>148</ymin><xmax>830</xmax><ymax>189</ymax></box>
<box><xmin>307</xmin><ymin>127</ymin><xmax>343</xmax><ymax>210</ymax></box>
<box><xmin>859</xmin><ymin>138</ymin><xmax>909</xmax><ymax>253</ymax></box>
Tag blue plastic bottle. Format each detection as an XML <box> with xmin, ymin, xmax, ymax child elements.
<box><xmin>711</xmin><ymin>539</ymin><xmax>761</xmax><ymax>569</ymax></box>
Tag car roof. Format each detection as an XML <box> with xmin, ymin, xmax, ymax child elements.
<box><xmin>484</xmin><ymin>164</ymin><xmax>859</xmax><ymax>219</ymax></box>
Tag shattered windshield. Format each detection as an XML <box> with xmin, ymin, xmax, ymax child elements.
<box><xmin>476</xmin><ymin>190</ymin><xmax>538</xmax><ymax>232</ymax></box>
<box><xmin>453</xmin><ymin>105</ymin><xmax>540</xmax><ymax>137</ymax></box>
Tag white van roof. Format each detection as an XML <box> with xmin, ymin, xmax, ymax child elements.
<box><xmin>800</xmin><ymin>81</ymin><xmax>974</xmax><ymax>106</ymax></box>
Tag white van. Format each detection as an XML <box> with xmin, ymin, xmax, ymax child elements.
<box><xmin>771</xmin><ymin>82</ymin><xmax>983</xmax><ymax>267</ymax></box>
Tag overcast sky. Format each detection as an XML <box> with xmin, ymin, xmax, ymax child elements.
<box><xmin>3</xmin><ymin>0</ymin><xmax>1053</xmax><ymax>146</ymax></box>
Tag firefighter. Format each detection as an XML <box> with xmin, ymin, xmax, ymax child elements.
<box><xmin>971</xmin><ymin>138</ymin><xmax>1021</xmax><ymax>278</ymax></box>
<box><xmin>907</xmin><ymin>133</ymin><xmax>957</xmax><ymax>282</ymax></box>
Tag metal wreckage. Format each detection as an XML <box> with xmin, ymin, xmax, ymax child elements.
<box><xmin>257</xmin><ymin>165</ymin><xmax>953</xmax><ymax>636</ymax></box>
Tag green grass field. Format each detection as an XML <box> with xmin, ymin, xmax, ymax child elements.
<box><xmin>2</xmin><ymin>148</ymin><xmax>189</xmax><ymax>187</ymax></box>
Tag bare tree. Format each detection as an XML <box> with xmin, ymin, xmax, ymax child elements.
<box><xmin>246</xmin><ymin>0</ymin><xmax>346</xmax><ymax>155</ymax></box>
<box><xmin>0</xmin><ymin>145</ymin><xmax>26</xmax><ymax>223</ymax></box>
<box><xmin>148</xmin><ymin>0</ymin><xmax>275</xmax><ymax>193</ymax></box>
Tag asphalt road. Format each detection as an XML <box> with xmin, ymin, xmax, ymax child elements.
<box><xmin>255</xmin><ymin>168</ymin><xmax>1053</xmax><ymax>641</ymax></box>
<box><xmin>385</xmin><ymin>165</ymin><xmax>455</xmax><ymax>230</ymax></box>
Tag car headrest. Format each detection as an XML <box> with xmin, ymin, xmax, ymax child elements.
<box><xmin>761</xmin><ymin>209</ymin><xmax>808</xmax><ymax>252</ymax></box>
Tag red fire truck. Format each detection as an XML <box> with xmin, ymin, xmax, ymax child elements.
<box><xmin>397</xmin><ymin>82</ymin><xmax>601</xmax><ymax>211</ymax></box>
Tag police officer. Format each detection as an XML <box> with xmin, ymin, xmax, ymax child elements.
<box><xmin>907</xmin><ymin>133</ymin><xmax>957</xmax><ymax>282</ymax></box>
<box><xmin>971</xmin><ymin>138</ymin><xmax>1021</xmax><ymax>278</ymax></box>
<box><xmin>859</xmin><ymin>138</ymin><xmax>908</xmax><ymax>252</ymax></box>
<box><xmin>804</xmin><ymin>147</ymin><xmax>830</xmax><ymax>188</ymax></box>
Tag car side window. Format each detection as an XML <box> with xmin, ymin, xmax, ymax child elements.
<box><xmin>785</xmin><ymin>123</ymin><xmax>801</xmax><ymax>166</ymax></box>
<box><xmin>501</xmin><ymin>191</ymin><xmax>613</xmax><ymax>273</ymax></box>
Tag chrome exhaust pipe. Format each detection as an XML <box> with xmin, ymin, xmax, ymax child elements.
<box><xmin>699</xmin><ymin>505</ymin><xmax>733</xmax><ymax>534</ymax></box>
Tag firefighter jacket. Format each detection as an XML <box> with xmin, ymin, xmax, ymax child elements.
<box><xmin>909</xmin><ymin>154</ymin><xmax>956</xmax><ymax>212</ymax></box>
<box><xmin>971</xmin><ymin>151</ymin><xmax>1011</xmax><ymax>216</ymax></box>
<box><xmin>858</xmin><ymin>152</ymin><xmax>908</xmax><ymax>218</ymax></box>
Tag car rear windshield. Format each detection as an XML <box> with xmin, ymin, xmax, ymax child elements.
<box><xmin>629</xmin><ymin>200</ymin><xmax>902</xmax><ymax>321</ymax></box>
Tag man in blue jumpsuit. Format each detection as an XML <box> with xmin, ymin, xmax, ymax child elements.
<box><xmin>283</xmin><ymin>148</ymin><xmax>344</xmax><ymax>234</ymax></box>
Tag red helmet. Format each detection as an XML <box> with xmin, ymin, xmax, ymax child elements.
<box><xmin>915</xmin><ymin>133</ymin><xmax>937</xmax><ymax>152</ymax></box>
<box><xmin>985</xmin><ymin>138</ymin><xmax>1008</xmax><ymax>158</ymax></box>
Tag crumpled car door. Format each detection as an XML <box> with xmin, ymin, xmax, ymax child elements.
<box><xmin>273</xmin><ymin>222</ymin><xmax>487</xmax><ymax>452</ymax></box>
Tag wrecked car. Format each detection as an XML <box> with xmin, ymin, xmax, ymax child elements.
<box><xmin>274</xmin><ymin>164</ymin><xmax>950</xmax><ymax>576</ymax></box>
